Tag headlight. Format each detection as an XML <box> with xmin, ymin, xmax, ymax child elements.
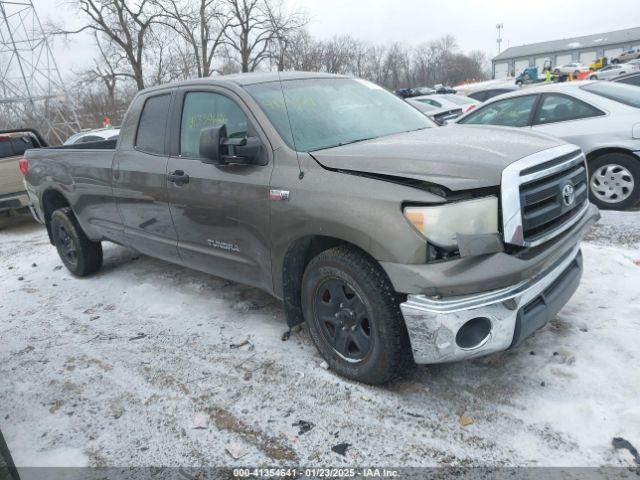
<box><xmin>404</xmin><ymin>196</ymin><xmax>498</xmax><ymax>250</ymax></box>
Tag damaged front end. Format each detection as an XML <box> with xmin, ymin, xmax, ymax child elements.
<box><xmin>401</xmin><ymin>246</ymin><xmax>583</xmax><ymax>364</ymax></box>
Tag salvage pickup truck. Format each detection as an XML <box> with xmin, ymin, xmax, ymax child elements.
<box><xmin>22</xmin><ymin>72</ymin><xmax>599</xmax><ymax>384</ymax></box>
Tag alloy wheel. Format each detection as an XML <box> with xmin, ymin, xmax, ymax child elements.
<box><xmin>313</xmin><ymin>278</ymin><xmax>372</xmax><ymax>362</ymax></box>
<box><xmin>590</xmin><ymin>163</ymin><xmax>635</xmax><ymax>204</ymax></box>
<box><xmin>56</xmin><ymin>224</ymin><xmax>78</xmax><ymax>267</ymax></box>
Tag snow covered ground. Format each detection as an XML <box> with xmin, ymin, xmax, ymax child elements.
<box><xmin>1</xmin><ymin>212</ymin><xmax>639</xmax><ymax>468</ymax></box>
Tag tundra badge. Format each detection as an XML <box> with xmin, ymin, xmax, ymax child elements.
<box><xmin>269</xmin><ymin>189</ymin><xmax>290</xmax><ymax>201</ymax></box>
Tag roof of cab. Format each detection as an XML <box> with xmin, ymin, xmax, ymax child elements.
<box><xmin>140</xmin><ymin>71</ymin><xmax>349</xmax><ymax>94</ymax></box>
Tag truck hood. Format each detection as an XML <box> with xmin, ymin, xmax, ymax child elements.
<box><xmin>310</xmin><ymin>125</ymin><xmax>565</xmax><ymax>191</ymax></box>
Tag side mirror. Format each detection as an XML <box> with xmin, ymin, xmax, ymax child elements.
<box><xmin>199</xmin><ymin>124</ymin><xmax>266</xmax><ymax>166</ymax></box>
<box><xmin>199</xmin><ymin>125</ymin><xmax>225</xmax><ymax>164</ymax></box>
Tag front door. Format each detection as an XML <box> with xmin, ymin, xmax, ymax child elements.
<box><xmin>113</xmin><ymin>91</ymin><xmax>181</xmax><ymax>264</ymax></box>
<box><xmin>166</xmin><ymin>88</ymin><xmax>273</xmax><ymax>291</ymax></box>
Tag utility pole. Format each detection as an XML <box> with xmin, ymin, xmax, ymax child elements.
<box><xmin>0</xmin><ymin>0</ymin><xmax>80</xmax><ymax>143</ymax></box>
<box><xmin>496</xmin><ymin>23</ymin><xmax>504</xmax><ymax>54</ymax></box>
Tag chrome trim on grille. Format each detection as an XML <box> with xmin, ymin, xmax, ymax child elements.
<box><xmin>502</xmin><ymin>144</ymin><xmax>588</xmax><ymax>247</ymax></box>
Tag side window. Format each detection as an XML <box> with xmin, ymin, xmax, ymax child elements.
<box><xmin>617</xmin><ymin>75</ymin><xmax>640</xmax><ymax>87</ymax></box>
<box><xmin>136</xmin><ymin>94</ymin><xmax>171</xmax><ymax>155</ymax></box>
<box><xmin>10</xmin><ymin>137</ymin><xmax>34</xmax><ymax>155</ymax></box>
<box><xmin>0</xmin><ymin>140</ymin><xmax>13</xmax><ymax>158</ymax></box>
<box><xmin>533</xmin><ymin>94</ymin><xmax>603</xmax><ymax>125</ymax></box>
<box><xmin>180</xmin><ymin>92</ymin><xmax>248</xmax><ymax>158</ymax></box>
<box><xmin>460</xmin><ymin>95</ymin><xmax>537</xmax><ymax>127</ymax></box>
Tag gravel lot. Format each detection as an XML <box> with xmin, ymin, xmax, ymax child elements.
<box><xmin>1</xmin><ymin>212</ymin><xmax>639</xmax><ymax>468</ymax></box>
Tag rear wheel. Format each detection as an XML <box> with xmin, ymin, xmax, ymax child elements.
<box><xmin>590</xmin><ymin>74</ymin><xmax>598</xmax><ymax>80</ymax></box>
<box><xmin>588</xmin><ymin>153</ymin><xmax>640</xmax><ymax>210</ymax></box>
<box><xmin>301</xmin><ymin>246</ymin><xmax>412</xmax><ymax>385</ymax></box>
<box><xmin>51</xmin><ymin>208</ymin><xmax>103</xmax><ymax>276</ymax></box>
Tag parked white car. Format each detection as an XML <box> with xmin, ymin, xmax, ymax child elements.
<box><xmin>455</xmin><ymin>81</ymin><xmax>640</xmax><ymax>210</ymax></box>
<box><xmin>553</xmin><ymin>63</ymin><xmax>590</xmax><ymax>76</ymax></box>
<box><xmin>589</xmin><ymin>64</ymin><xmax>638</xmax><ymax>80</ymax></box>
<box><xmin>409</xmin><ymin>94</ymin><xmax>480</xmax><ymax>114</ymax></box>
<box><xmin>64</xmin><ymin>128</ymin><xmax>120</xmax><ymax>145</ymax></box>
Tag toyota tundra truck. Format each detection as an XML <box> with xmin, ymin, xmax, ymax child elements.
<box><xmin>21</xmin><ymin>72</ymin><xmax>599</xmax><ymax>384</ymax></box>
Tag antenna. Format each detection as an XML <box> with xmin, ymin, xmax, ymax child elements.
<box><xmin>0</xmin><ymin>0</ymin><xmax>80</xmax><ymax>143</ymax></box>
<box><xmin>496</xmin><ymin>23</ymin><xmax>504</xmax><ymax>54</ymax></box>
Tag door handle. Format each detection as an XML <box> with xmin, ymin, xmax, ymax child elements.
<box><xmin>168</xmin><ymin>170</ymin><xmax>189</xmax><ymax>186</ymax></box>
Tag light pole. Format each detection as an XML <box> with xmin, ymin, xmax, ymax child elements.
<box><xmin>496</xmin><ymin>23</ymin><xmax>504</xmax><ymax>54</ymax></box>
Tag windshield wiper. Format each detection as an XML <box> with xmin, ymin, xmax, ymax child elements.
<box><xmin>337</xmin><ymin>137</ymin><xmax>376</xmax><ymax>146</ymax></box>
<box><xmin>308</xmin><ymin>137</ymin><xmax>376</xmax><ymax>152</ymax></box>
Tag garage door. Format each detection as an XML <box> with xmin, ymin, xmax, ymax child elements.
<box><xmin>535</xmin><ymin>57</ymin><xmax>551</xmax><ymax>72</ymax></box>
<box><xmin>494</xmin><ymin>62</ymin><xmax>509</xmax><ymax>79</ymax></box>
<box><xmin>514</xmin><ymin>59</ymin><xmax>530</xmax><ymax>76</ymax></box>
<box><xmin>555</xmin><ymin>54</ymin><xmax>573</xmax><ymax>66</ymax></box>
<box><xmin>579</xmin><ymin>51</ymin><xmax>597</xmax><ymax>65</ymax></box>
<box><xmin>604</xmin><ymin>48</ymin><xmax>623</xmax><ymax>60</ymax></box>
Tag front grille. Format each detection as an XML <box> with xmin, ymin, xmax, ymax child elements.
<box><xmin>519</xmin><ymin>159</ymin><xmax>588</xmax><ymax>243</ymax></box>
<box><xmin>501</xmin><ymin>145</ymin><xmax>589</xmax><ymax>247</ymax></box>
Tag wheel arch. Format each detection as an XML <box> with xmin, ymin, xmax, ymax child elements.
<box><xmin>280</xmin><ymin>235</ymin><xmax>389</xmax><ymax>328</ymax></box>
<box><xmin>586</xmin><ymin>147</ymin><xmax>639</xmax><ymax>163</ymax></box>
<box><xmin>40</xmin><ymin>188</ymin><xmax>72</xmax><ymax>244</ymax></box>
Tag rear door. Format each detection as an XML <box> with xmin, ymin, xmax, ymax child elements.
<box><xmin>165</xmin><ymin>87</ymin><xmax>274</xmax><ymax>291</ymax></box>
<box><xmin>113</xmin><ymin>90</ymin><xmax>181</xmax><ymax>264</ymax></box>
<box><xmin>530</xmin><ymin>93</ymin><xmax>606</xmax><ymax>144</ymax></box>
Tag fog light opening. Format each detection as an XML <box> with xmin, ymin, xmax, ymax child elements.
<box><xmin>455</xmin><ymin>317</ymin><xmax>492</xmax><ymax>350</ymax></box>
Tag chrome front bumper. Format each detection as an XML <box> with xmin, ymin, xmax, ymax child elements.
<box><xmin>400</xmin><ymin>245</ymin><xmax>583</xmax><ymax>364</ymax></box>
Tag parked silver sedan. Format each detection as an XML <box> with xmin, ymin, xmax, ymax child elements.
<box><xmin>455</xmin><ymin>81</ymin><xmax>640</xmax><ymax>210</ymax></box>
<box><xmin>589</xmin><ymin>64</ymin><xmax>638</xmax><ymax>80</ymax></box>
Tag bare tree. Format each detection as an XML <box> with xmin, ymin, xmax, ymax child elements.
<box><xmin>59</xmin><ymin>0</ymin><xmax>162</xmax><ymax>90</ymax></box>
<box><xmin>155</xmin><ymin>0</ymin><xmax>229</xmax><ymax>77</ymax></box>
<box><xmin>223</xmin><ymin>0</ymin><xmax>306</xmax><ymax>72</ymax></box>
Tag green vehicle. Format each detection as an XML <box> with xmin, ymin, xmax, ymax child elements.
<box><xmin>515</xmin><ymin>67</ymin><xmax>549</xmax><ymax>86</ymax></box>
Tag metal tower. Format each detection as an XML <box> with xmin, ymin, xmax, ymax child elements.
<box><xmin>0</xmin><ymin>0</ymin><xmax>80</xmax><ymax>143</ymax></box>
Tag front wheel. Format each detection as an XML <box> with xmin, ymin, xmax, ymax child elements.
<box><xmin>588</xmin><ymin>153</ymin><xmax>640</xmax><ymax>210</ymax></box>
<box><xmin>590</xmin><ymin>74</ymin><xmax>598</xmax><ymax>80</ymax></box>
<box><xmin>301</xmin><ymin>246</ymin><xmax>412</xmax><ymax>384</ymax></box>
<box><xmin>51</xmin><ymin>208</ymin><xmax>103</xmax><ymax>276</ymax></box>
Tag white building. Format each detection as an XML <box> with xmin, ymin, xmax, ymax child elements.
<box><xmin>492</xmin><ymin>27</ymin><xmax>640</xmax><ymax>78</ymax></box>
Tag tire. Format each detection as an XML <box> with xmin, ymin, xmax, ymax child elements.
<box><xmin>588</xmin><ymin>153</ymin><xmax>640</xmax><ymax>210</ymax></box>
<box><xmin>590</xmin><ymin>75</ymin><xmax>597</xmax><ymax>80</ymax></box>
<box><xmin>553</xmin><ymin>69</ymin><xmax>560</xmax><ymax>75</ymax></box>
<box><xmin>51</xmin><ymin>208</ymin><xmax>103</xmax><ymax>276</ymax></box>
<box><xmin>611</xmin><ymin>58</ymin><xmax>619</xmax><ymax>64</ymax></box>
<box><xmin>573</xmin><ymin>70</ymin><xmax>580</xmax><ymax>77</ymax></box>
<box><xmin>301</xmin><ymin>245</ymin><xmax>413</xmax><ymax>385</ymax></box>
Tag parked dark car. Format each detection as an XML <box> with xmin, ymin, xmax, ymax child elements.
<box><xmin>21</xmin><ymin>72</ymin><xmax>598</xmax><ymax>384</ymax></box>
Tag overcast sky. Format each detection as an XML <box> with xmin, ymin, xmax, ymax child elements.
<box><xmin>34</xmin><ymin>0</ymin><xmax>640</xmax><ymax>76</ymax></box>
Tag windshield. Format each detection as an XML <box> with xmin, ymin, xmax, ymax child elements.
<box><xmin>582</xmin><ymin>82</ymin><xmax>640</xmax><ymax>108</ymax></box>
<box><xmin>245</xmin><ymin>78</ymin><xmax>433</xmax><ymax>152</ymax></box>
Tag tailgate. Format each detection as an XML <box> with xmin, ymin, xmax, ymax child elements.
<box><xmin>0</xmin><ymin>154</ymin><xmax>24</xmax><ymax>196</ymax></box>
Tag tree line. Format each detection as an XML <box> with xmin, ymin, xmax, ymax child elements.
<box><xmin>55</xmin><ymin>0</ymin><xmax>490</xmax><ymax>128</ymax></box>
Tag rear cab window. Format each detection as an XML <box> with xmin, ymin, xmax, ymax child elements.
<box><xmin>135</xmin><ymin>93</ymin><xmax>172</xmax><ymax>154</ymax></box>
<box><xmin>581</xmin><ymin>83</ymin><xmax>640</xmax><ymax>108</ymax></box>
<box><xmin>533</xmin><ymin>94</ymin><xmax>604</xmax><ymax>125</ymax></box>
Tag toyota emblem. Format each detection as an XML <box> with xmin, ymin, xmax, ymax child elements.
<box><xmin>562</xmin><ymin>184</ymin><xmax>575</xmax><ymax>207</ymax></box>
